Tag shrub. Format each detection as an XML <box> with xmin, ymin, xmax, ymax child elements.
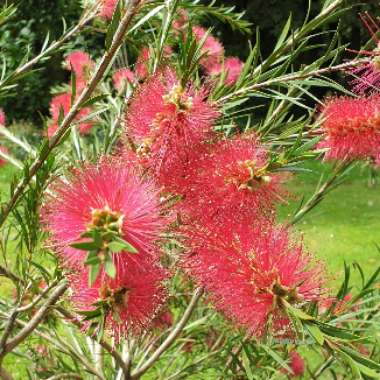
<box><xmin>0</xmin><ymin>1</ymin><xmax>379</xmax><ymax>379</ymax></box>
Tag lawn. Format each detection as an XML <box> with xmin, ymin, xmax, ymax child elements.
<box><xmin>279</xmin><ymin>161</ymin><xmax>380</xmax><ymax>289</ymax></box>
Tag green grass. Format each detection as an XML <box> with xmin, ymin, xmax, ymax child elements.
<box><xmin>279</xmin><ymin>161</ymin><xmax>380</xmax><ymax>288</ymax></box>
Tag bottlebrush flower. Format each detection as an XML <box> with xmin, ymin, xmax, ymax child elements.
<box><xmin>42</xmin><ymin>157</ymin><xmax>166</xmax><ymax>269</ymax></box>
<box><xmin>152</xmin><ymin>310</ymin><xmax>173</xmax><ymax>329</ymax></box>
<box><xmin>70</xmin><ymin>254</ymin><xmax>167</xmax><ymax>340</ymax></box>
<box><xmin>65</xmin><ymin>51</ymin><xmax>94</xmax><ymax>78</ymax></box>
<box><xmin>135</xmin><ymin>46</ymin><xmax>172</xmax><ymax>81</ymax></box>
<box><xmin>0</xmin><ymin>109</ymin><xmax>6</xmax><ymax>126</ymax></box>
<box><xmin>347</xmin><ymin>12</ymin><xmax>380</xmax><ymax>94</ymax></box>
<box><xmin>125</xmin><ymin>67</ymin><xmax>220</xmax><ymax>186</ymax></box>
<box><xmin>135</xmin><ymin>47</ymin><xmax>151</xmax><ymax>80</ymax></box>
<box><xmin>0</xmin><ymin>146</ymin><xmax>9</xmax><ymax>166</ymax></box>
<box><xmin>184</xmin><ymin>222</ymin><xmax>325</xmax><ymax>337</ymax></box>
<box><xmin>318</xmin><ymin>95</ymin><xmax>380</xmax><ymax>161</ymax></box>
<box><xmin>172</xmin><ymin>9</ymin><xmax>188</xmax><ymax>32</ymax></box>
<box><xmin>208</xmin><ymin>57</ymin><xmax>244</xmax><ymax>86</ymax></box>
<box><xmin>177</xmin><ymin>135</ymin><xmax>285</xmax><ymax>226</ymax></box>
<box><xmin>286</xmin><ymin>351</ymin><xmax>305</xmax><ymax>378</ymax></box>
<box><xmin>192</xmin><ymin>26</ymin><xmax>224</xmax><ymax>69</ymax></box>
<box><xmin>49</xmin><ymin>92</ymin><xmax>95</xmax><ymax>136</ymax></box>
<box><xmin>65</xmin><ymin>51</ymin><xmax>94</xmax><ymax>93</ymax></box>
<box><xmin>349</xmin><ymin>60</ymin><xmax>380</xmax><ymax>95</ymax></box>
<box><xmin>99</xmin><ymin>0</ymin><xmax>118</xmax><ymax>20</ymax></box>
<box><xmin>113</xmin><ymin>68</ymin><xmax>135</xmax><ymax>92</ymax></box>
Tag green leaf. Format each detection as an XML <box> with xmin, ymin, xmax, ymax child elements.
<box><xmin>306</xmin><ymin>323</ymin><xmax>324</xmax><ymax>345</ymax></box>
<box><xmin>105</xmin><ymin>259</ymin><xmax>116</xmax><ymax>278</ymax></box>
<box><xmin>285</xmin><ymin>303</ymin><xmax>314</xmax><ymax>321</ymax></box>
<box><xmin>108</xmin><ymin>237</ymin><xmax>138</xmax><ymax>254</ymax></box>
<box><xmin>317</xmin><ymin>322</ymin><xmax>360</xmax><ymax>341</ymax></box>
<box><xmin>127</xmin><ymin>4</ymin><xmax>165</xmax><ymax>35</ymax></box>
<box><xmin>89</xmin><ymin>263</ymin><xmax>101</xmax><ymax>286</ymax></box>
<box><xmin>84</xmin><ymin>251</ymin><xmax>100</xmax><ymax>266</ymax></box>
<box><xmin>241</xmin><ymin>349</ymin><xmax>254</xmax><ymax>380</ymax></box>
<box><xmin>70</xmin><ymin>240</ymin><xmax>101</xmax><ymax>251</ymax></box>
<box><xmin>78</xmin><ymin>308</ymin><xmax>102</xmax><ymax>320</ymax></box>
<box><xmin>70</xmin><ymin>70</ymin><xmax>76</xmax><ymax>106</ymax></box>
<box><xmin>105</xmin><ymin>0</ymin><xmax>122</xmax><ymax>50</ymax></box>
<box><xmin>58</xmin><ymin>105</ymin><xmax>65</xmax><ymax>126</ymax></box>
<box><xmin>274</xmin><ymin>13</ymin><xmax>292</xmax><ymax>52</ymax></box>
<box><xmin>81</xmin><ymin>94</ymin><xmax>108</xmax><ymax>108</ymax></box>
<box><xmin>339</xmin><ymin>346</ymin><xmax>380</xmax><ymax>371</ymax></box>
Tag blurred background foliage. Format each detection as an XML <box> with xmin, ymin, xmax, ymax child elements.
<box><xmin>0</xmin><ymin>0</ymin><xmax>378</xmax><ymax>123</ymax></box>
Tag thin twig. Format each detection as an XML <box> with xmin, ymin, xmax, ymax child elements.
<box><xmin>54</xmin><ymin>306</ymin><xmax>130</xmax><ymax>378</ymax></box>
<box><xmin>0</xmin><ymin>307</ymin><xmax>18</xmax><ymax>356</ymax></box>
<box><xmin>313</xmin><ymin>356</ymin><xmax>335</xmax><ymax>378</ymax></box>
<box><xmin>0</xmin><ymin>8</ymin><xmax>97</xmax><ymax>91</ymax></box>
<box><xmin>16</xmin><ymin>279</ymin><xmax>58</xmax><ymax>313</ymax></box>
<box><xmin>0</xmin><ymin>309</ymin><xmax>104</xmax><ymax>379</ymax></box>
<box><xmin>288</xmin><ymin>160</ymin><xmax>353</xmax><ymax>226</ymax></box>
<box><xmin>46</xmin><ymin>374</ymin><xmax>83</xmax><ymax>380</ymax></box>
<box><xmin>1</xmin><ymin>281</ymin><xmax>68</xmax><ymax>356</ymax></box>
<box><xmin>0</xmin><ymin>0</ymin><xmax>143</xmax><ymax>229</ymax></box>
<box><xmin>131</xmin><ymin>287</ymin><xmax>204</xmax><ymax>379</ymax></box>
<box><xmin>0</xmin><ymin>265</ymin><xmax>24</xmax><ymax>285</ymax></box>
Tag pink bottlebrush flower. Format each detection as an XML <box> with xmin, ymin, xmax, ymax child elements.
<box><xmin>184</xmin><ymin>222</ymin><xmax>325</xmax><ymax>337</ymax></box>
<box><xmin>347</xmin><ymin>12</ymin><xmax>380</xmax><ymax>94</ymax></box>
<box><xmin>135</xmin><ymin>47</ymin><xmax>151</xmax><ymax>80</ymax></box>
<box><xmin>177</xmin><ymin>135</ymin><xmax>285</xmax><ymax>227</ymax></box>
<box><xmin>0</xmin><ymin>109</ymin><xmax>6</xmax><ymax>126</ymax></box>
<box><xmin>65</xmin><ymin>51</ymin><xmax>94</xmax><ymax>94</ymax></box>
<box><xmin>126</xmin><ymin>67</ymin><xmax>220</xmax><ymax>187</ymax></box>
<box><xmin>49</xmin><ymin>92</ymin><xmax>95</xmax><ymax>136</ymax></box>
<box><xmin>173</xmin><ymin>9</ymin><xmax>188</xmax><ymax>32</ymax></box>
<box><xmin>349</xmin><ymin>61</ymin><xmax>380</xmax><ymax>95</ymax></box>
<box><xmin>319</xmin><ymin>293</ymin><xmax>355</xmax><ymax>315</ymax></box>
<box><xmin>113</xmin><ymin>68</ymin><xmax>135</xmax><ymax>92</ymax></box>
<box><xmin>192</xmin><ymin>26</ymin><xmax>224</xmax><ymax>70</ymax></box>
<box><xmin>65</xmin><ymin>51</ymin><xmax>94</xmax><ymax>75</ymax></box>
<box><xmin>152</xmin><ymin>310</ymin><xmax>173</xmax><ymax>329</ymax></box>
<box><xmin>70</xmin><ymin>254</ymin><xmax>167</xmax><ymax>340</ymax></box>
<box><xmin>135</xmin><ymin>46</ymin><xmax>172</xmax><ymax>81</ymax></box>
<box><xmin>287</xmin><ymin>351</ymin><xmax>305</xmax><ymax>378</ymax></box>
<box><xmin>0</xmin><ymin>146</ymin><xmax>9</xmax><ymax>166</ymax></box>
<box><xmin>99</xmin><ymin>0</ymin><xmax>118</xmax><ymax>20</ymax></box>
<box><xmin>47</xmin><ymin>123</ymin><xmax>58</xmax><ymax>139</ymax></box>
<box><xmin>173</xmin><ymin>9</ymin><xmax>189</xmax><ymax>34</ymax></box>
<box><xmin>65</xmin><ymin>51</ymin><xmax>94</xmax><ymax>78</ymax></box>
<box><xmin>318</xmin><ymin>95</ymin><xmax>380</xmax><ymax>162</ymax></box>
<box><xmin>208</xmin><ymin>57</ymin><xmax>244</xmax><ymax>86</ymax></box>
<box><xmin>42</xmin><ymin>157</ymin><xmax>166</xmax><ymax>269</ymax></box>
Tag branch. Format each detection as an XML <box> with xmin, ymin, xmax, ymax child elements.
<box><xmin>0</xmin><ymin>308</ymin><xmax>104</xmax><ymax>379</ymax></box>
<box><xmin>0</xmin><ymin>265</ymin><xmax>24</xmax><ymax>286</ymax></box>
<box><xmin>219</xmin><ymin>59</ymin><xmax>369</xmax><ymax>103</ymax></box>
<box><xmin>0</xmin><ymin>367</ymin><xmax>13</xmax><ymax>380</ymax></box>
<box><xmin>1</xmin><ymin>281</ymin><xmax>68</xmax><ymax>356</ymax></box>
<box><xmin>0</xmin><ymin>7</ymin><xmax>97</xmax><ymax>91</ymax></box>
<box><xmin>54</xmin><ymin>306</ymin><xmax>130</xmax><ymax>377</ymax></box>
<box><xmin>131</xmin><ymin>287</ymin><xmax>204</xmax><ymax>379</ymax></box>
<box><xmin>251</xmin><ymin>0</ymin><xmax>345</xmax><ymax>77</ymax></box>
<box><xmin>0</xmin><ymin>0</ymin><xmax>143</xmax><ymax>228</ymax></box>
